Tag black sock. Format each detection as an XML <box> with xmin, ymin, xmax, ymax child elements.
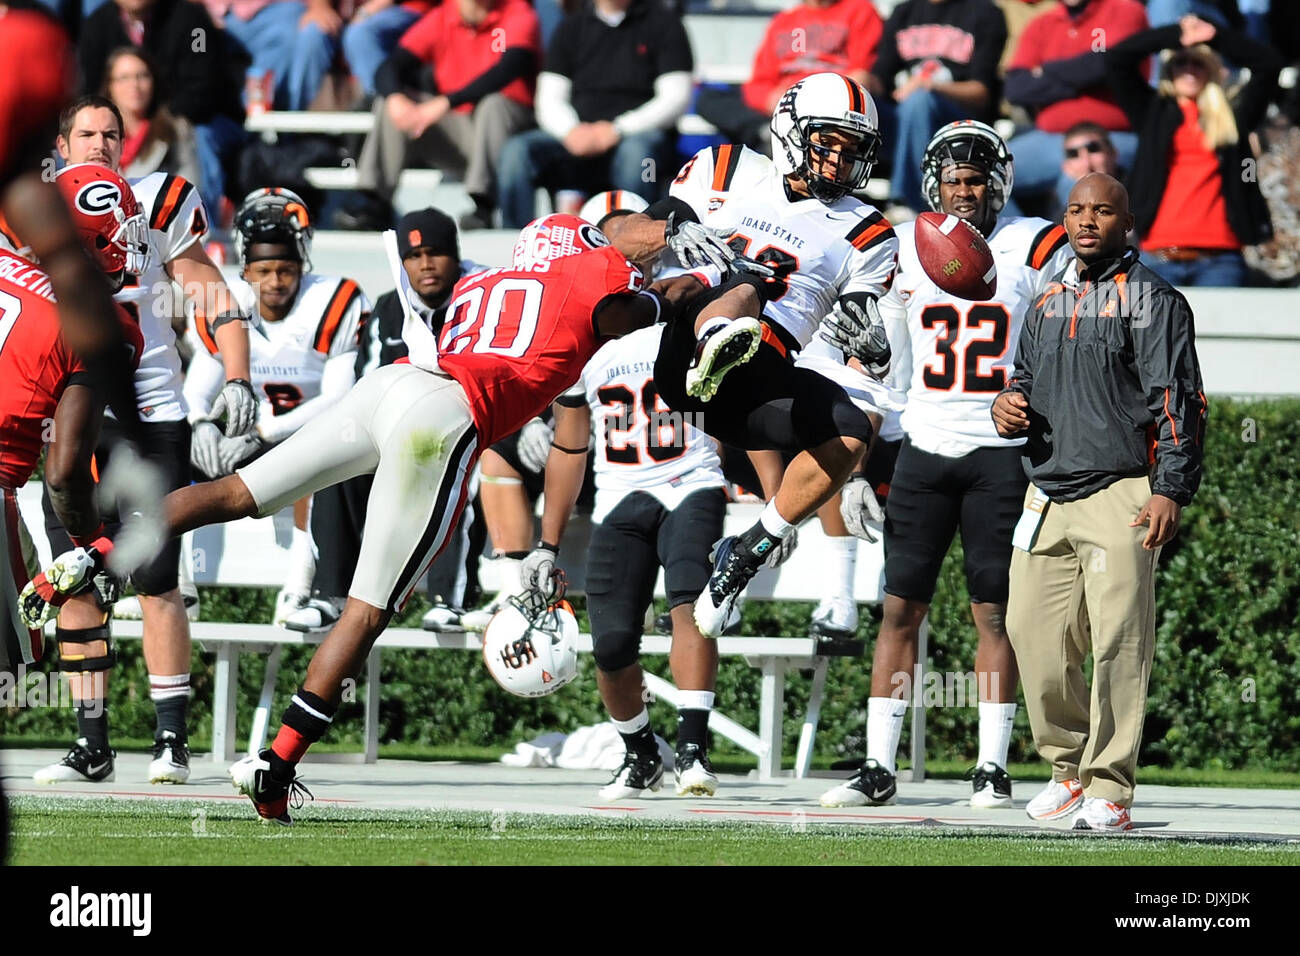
<box><xmin>619</xmin><ymin>725</ymin><xmax>658</xmax><ymax>757</ymax></box>
<box><xmin>76</xmin><ymin>703</ymin><xmax>110</xmax><ymax>752</ymax></box>
<box><xmin>270</xmin><ymin>688</ymin><xmax>337</xmax><ymax>781</ymax></box>
<box><xmin>676</xmin><ymin>709</ymin><xmax>710</xmax><ymax>751</ymax></box>
<box><xmin>153</xmin><ymin>696</ymin><xmax>188</xmax><ymax>741</ymax></box>
<box><xmin>736</xmin><ymin>519</ymin><xmax>780</xmax><ymax>563</ymax></box>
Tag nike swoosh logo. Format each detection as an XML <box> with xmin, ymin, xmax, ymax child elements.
<box><xmin>383</xmin><ymin>337</ymin><xmax>405</xmax><ymax>346</ymax></box>
<box><xmin>87</xmin><ymin>761</ymin><xmax>110</xmax><ymax>775</ymax></box>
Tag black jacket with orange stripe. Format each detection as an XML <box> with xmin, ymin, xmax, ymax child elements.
<box><xmin>1001</xmin><ymin>247</ymin><xmax>1206</xmax><ymax>506</ymax></box>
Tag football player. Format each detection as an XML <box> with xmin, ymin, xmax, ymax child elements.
<box><xmin>533</xmin><ymin>313</ymin><xmax>731</xmax><ymax>800</ymax></box>
<box><xmin>184</xmin><ymin>188</ymin><xmax>368</xmax><ymax>626</ymax></box>
<box><xmin>3</xmin><ymin>165</ymin><xmax>145</xmax><ymax>782</ymax></box>
<box><xmin>821</xmin><ymin>120</ymin><xmax>1073</xmax><ymax>810</ymax></box>
<box><xmin>599</xmin><ymin>72</ymin><xmax>900</xmax><ymax>639</ymax></box>
<box><xmin>24</xmin><ymin>213</ymin><xmax>760</xmax><ymax>823</ymax></box>
<box><xmin>33</xmin><ymin>95</ymin><xmax>255</xmax><ymax>786</ymax></box>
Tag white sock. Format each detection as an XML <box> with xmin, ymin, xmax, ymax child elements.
<box><xmin>148</xmin><ymin>673</ymin><xmax>190</xmax><ymax>702</ymax></box>
<box><xmin>285</xmin><ymin>527</ymin><xmax>316</xmax><ymax>595</ymax></box>
<box><xmin>676</xmin><ymin>690</ymin><xmax>715</xmax><ymax>711</ymax></box>
<box><xmin>611</xmin><ymin>709</ymin><xmax>650</xmax><ymax>735</ymax></box>
<box><xmin>977</xmin><ymin>701</ymin><xmax>1017</xmax><ymax>769</ymax></box>
<box><xmin>828</xmin><ymin>535</ymin><xmax>857</xmax><ymax>600</ymax></box>
<box><xmin>696</xmin><ymin>317</ymin><xmax>728</xmax><ymax>340</ymax></box>
<box><xmin>867</xmin><ymin>696</ymin><xmax>908</xmax><ymax>774</ymax></box>
<box><xmin>759</xmin><ymin>501</ymin><xmax>794</xmax><ymax>539</ymax></box>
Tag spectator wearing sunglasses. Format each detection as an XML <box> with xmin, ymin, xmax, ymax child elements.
<box><xmin>1106</xmin><ymin>14</ymin><xmax>1280</xmax><ymax>286</ymax></box>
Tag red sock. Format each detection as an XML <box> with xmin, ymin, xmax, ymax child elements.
<box><xmin>271</xmin><ymin>725</ymin><xmax>311</xmax><ymax>765</ymax></box>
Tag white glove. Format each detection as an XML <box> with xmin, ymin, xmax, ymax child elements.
<box><xmin>765</xmin><ymin>526</ymin><xmax>799</xmax><ymax>569</ymax></box>
<box><xmin>840</xmin><ymin>475</ymin><xmax>885</xmax><ymax>543</ymax></box>
<box><xmin>190</xmin><ymin>421</ymin><xmax>225</xmax><ymax>478</ymax></box>
<box><xmin>519</xmin><ymin>544</ymin><xmax>560</xmax><ymax>601</ymax></box>
<box><xmin>819</xmin><ymin>296</ymin><xmax>890</xmax><ymax>378</ymax></box>
<box><xmin>217</xmin><ymin>432</ymin><xmax>265</xmax><ymax>473</ymax></box>
<box><xmin>516</xmin><ymin>418</ymin><xmax>553</xmax><ymax>474</ymax></box>
<box><xmin>19</xmin><ymin>546</ymin><xmax>102</xmax><ymax>629</ymax></box>
<box><xmin>665</xmin><ymin>212</ymin><xmax>741</xmax><ymax>274</ymax></box>
<box><xmin>210</xmin><ymin>378</ymin><xmax>258</xmax><ymax>437</ymax></box>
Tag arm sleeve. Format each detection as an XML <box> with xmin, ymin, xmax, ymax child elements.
<box><xmin>182</xmin><ymin>345</ymin><xmax>226</xmax><ymax>422</ymax></box>
<box><xmin>446</xmin><ymin>47</ymin><xmax>537</xmax><ymax>109</ymax></box>
<box><xmin>375</xmin><ymin>46</ymin><xmax>430</xmax><ymax>98</ymax></box>
<box><xmin>324</xmin><ymin>287</ymin><xmax>370</xmax><ymax>359</ymax></box>
<box><xmin>257</xmin><ymin>353</ymin><xmax>358</xmax><ymax>445</ymax></box>
<box><xmin>1133</xmin><ymin>289</ymin><xmax>1207</xmax><ymax>506</ymax></box>
<box><xmin>1004</xmin><ymin>305</ymin><xmax>1037</xmax><ymax>400</ymax></box>
<box><xmin>1004</xmin><ymin>67</ymin><xmax>1084</xmax><ymax>109</ymax></box>
<box><xmin>536</xmin><ymin>72</ymin><xmax>580</xmax><ymax>139</ymax></box>
<box><xmin>151</xmin><ymin>177</ymin><xmax>207</xmax><ymax>261</ymax></box>
<box><xmin>1106</xmin><ymin>25</ymin><xmax>1181</xmax><ymax>127</ymax></box>
<box><xmin>612</xmin><ymin>71</ymin><xmax>692</xmax><ymax>136</ymax></box>
<box><xmin>840</xmin><ymin>211</ymin><xmax>900</xmax><ymax>301</ymax></box>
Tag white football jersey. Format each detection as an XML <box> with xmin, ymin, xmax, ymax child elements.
<box><xmin>886</xmin><ymin>215</ymin><xmax>1072</xmax><ymax>456</ymax></box>
<box><xmin>116</xmin><ymin>172</ymin><xmax>210</xmax><ymax>422</ymax></box>
<box><xmin>580</xmin><ymin>325</ymin><xmax>726</xmax><ymax>523</ymax></box>
<box><xmin>669</xmin><ymin>145</ymin><xmax>898</xmax><ymax>348</ymax></box>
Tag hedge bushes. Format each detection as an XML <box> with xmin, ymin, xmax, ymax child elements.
<box><xmin>3</xmin><ymin>399</ymin><xmax>1297</xmax><ymax>771</ymax></box>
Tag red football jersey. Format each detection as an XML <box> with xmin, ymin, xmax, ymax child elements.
<box><xmin>0</xmin><ymin>7</ymin><xmax>74</xmax><ymax>181</ymax></box>
<box><xmin>438</xmin><ymin>246</ymin><xmax>645</xmax><ymax>448</ymax></box>
<box><xmin>0</xmin><ymin>251</ymin><xmax>142</xmax><ymax>489</ymax></box>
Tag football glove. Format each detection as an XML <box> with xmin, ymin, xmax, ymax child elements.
<box><xmin>819</xmin><ymin>295</ymin><xmax>890</xmax><ymax>378</ymax></box>
<box><xmin>211</xmin><ymin>378</ymin><xmax>259</xmax><ymax>437</ymax></box>
<box><xmin>665</xmin><ymin>212</ymin><xmax>740</xmax><ymax>274</ymax></box>
<box><xmin>19</xmin><ymin>545</ymin><xmax>105</xmax><ymax>629</ymax></box>
<box><xmin>95</xmin><ymin>441</ymin><xmax>167</xmax><ymax>577</ymax></box>
<box><xmin>519</xmin><ymin>543</ymin><xmax>560</xmax><ymax>602</ymax></box>
<box><xmin>217</xmin><ymin>432</ymin><xmax>265</xmax><ymax>474</ymax></box>
<box><xmin>516</xmin><ymin>418</ymin><xmax>553</xmax><ymax>474</ymax></box>
<box><xmin>191</xmin><ymin>420</ymin><xmax>224</xmax><ymax>478</ymax></box>
<box><xmin>765</xmin><ymin>526</ymin><xmax>799</xmax><ymax>570</ymax></box>
<box><xmin>840</xmin><ymin>475</ymin><xmax>885</xmax><ymax>543</ymax></box>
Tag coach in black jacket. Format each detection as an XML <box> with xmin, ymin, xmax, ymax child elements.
<box><xmin>991</xmin><ymin>172</ymin><xmax>1206</xmax><ymax>832</ymax></box>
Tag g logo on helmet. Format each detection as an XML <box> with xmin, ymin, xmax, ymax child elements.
<box><xmin>75</xmin><ymin>181</ymin><xmax>124</xmax><ymax>216</ymax></box>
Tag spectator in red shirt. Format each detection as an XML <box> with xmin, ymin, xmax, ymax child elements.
<box><xmin>1003</xmin><ymin>0</ymin><xmax>1148</xmax><ymax>218</ymax></box>
<box><xmin>1106</xmin><ymin>14</ymin><xmax>1280</xmax><ymax>286</ymax></box>
<box><xmin>694</xmin><ymin>0</ymin><xmax>883</xmax><ymax>154</ymax></box>
<box><xmin>355</xmin><ymin>0</ymin><xmax>541</xmax><ymax>228</ymax></box>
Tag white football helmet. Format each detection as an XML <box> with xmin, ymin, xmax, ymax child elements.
<box><xmin>770</xmin><ymin>72</ymin><xmax>881</xmax><ymax>204</ymax></box>
<box><xmin>511</xmin><ymin>213</ymin><xmax>610</xmax><ymax>270</ymax></box>
<box><xmin>921</xmin><ymin>120</ymin><xmax>1015</xmax><ymax>215</ymax></box>
<box><xmin>578</xmin><ymin>190</ymin><xmax>649</xmax><ymax>227</ymax></box>
<box><xmin>482</xmin><ymin>586</ymin><xmax>579</xmax><ymax>698</ymax></box>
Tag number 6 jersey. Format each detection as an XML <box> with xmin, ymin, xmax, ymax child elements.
<box><xmin>885</xmin><ymin>215</ymin><xmax>1072</xmax><ymax>456</ymax></box>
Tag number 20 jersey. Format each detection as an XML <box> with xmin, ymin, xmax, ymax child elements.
<box><xmin>436</xmin><ymin>246</ymin><xmax>646</xmax><ymax>449</ymax></box>
<box><xmin>887</xmin><ymin>215</ymin><xmax>1071</xmax><ymax>455</ymax></box>
<box><xmin>580</xmin><ymin>324</ymin><xmax>725</xmax><ymax>523</ymax></box>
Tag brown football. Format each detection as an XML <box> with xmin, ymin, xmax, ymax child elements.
<box><xmin>914</xmin><ymin>211</ymin><xmax>997</xmax><ymax>300</ymax></box>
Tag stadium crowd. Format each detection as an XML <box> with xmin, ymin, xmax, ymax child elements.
<box><xmin>26</xmin><ymin>0</ymin><xmax>1300</xmax><ymax>286</ymax></box>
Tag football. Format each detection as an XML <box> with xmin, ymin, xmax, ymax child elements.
<box><xmin>914</xmin><ymin>211</ymin><xmax>997</xmax><ymax>300</ymax></box>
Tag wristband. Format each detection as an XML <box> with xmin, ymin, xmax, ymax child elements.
<box><xmin>535</xmin><ymin>541</ymin><xmax>559</xmax><ymax>554</ymax></box>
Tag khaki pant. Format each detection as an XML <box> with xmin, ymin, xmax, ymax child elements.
<box><xmin>1006</xmin><ymin>475</ymin><xmax>1160</xmax><ymax>807</ymax></box>
<box><xmin>356</xmin><ymin>92</ymin><xmax>534</xmax><ymax>201</ymax></box>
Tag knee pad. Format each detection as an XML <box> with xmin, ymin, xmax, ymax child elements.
<box><xmin>56</xmin><ymin>619</ymin><xmax>115</xmax><ymax>674</ymax></box>
<box><xmin>592</xmin><ymin>628</ymin><xmax>641</xmax><ymax>673</ymax></box>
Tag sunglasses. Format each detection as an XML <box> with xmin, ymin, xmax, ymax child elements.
<box><xmin>1064</xmin><ymin>140</ymin><xmax>1107</xmax><ymax>158</ymax></box>
<box><xmin>1170</xmin><ymin>54</ymin><xmax>1208</xmax><ymax>71</ymax></box>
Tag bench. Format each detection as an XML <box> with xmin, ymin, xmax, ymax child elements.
<box><xmin>19</xmin><ymin>486</ymin><xmax>933</xmax><ymax>780</ymax></box>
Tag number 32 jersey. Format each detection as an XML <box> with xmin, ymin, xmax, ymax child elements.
<box><xmin>886</xmin><ymin>216</ymin><xmax>1071</xmax><ymax>456</ymax></box>
<box><xmin>437</xmin><ymin>246</ymin><xmax>646</xmax><ymax>449</ymax></box>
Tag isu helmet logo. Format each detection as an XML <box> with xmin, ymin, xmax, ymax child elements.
<box><xmin>74</xmin><ymin>180</ymin><xmax>124</xmax><ymax>216</ymax></box>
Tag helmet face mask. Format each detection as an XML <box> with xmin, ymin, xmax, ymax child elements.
<box><xmin>234</xmin><ymin>187</ymin><xmax>314</xmax><ymax>272</ymax></box>
<box><xmin>771</xmin><ymin>73</ymin><xmax>881</xmax><ymax>205</ymax></box>
<box><xmin>482</xmin><ymin>576</ymin><xmax>580</xmax><ymax>698</ymax></box>
<box><xmin>921</xmin><ymin>121</ymin><xmax>1014</xmax><ymax>220</ymax></box>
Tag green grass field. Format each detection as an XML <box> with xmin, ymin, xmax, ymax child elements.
<box><xmin>8</xmin><ymin>798</ymin><xmax>1298</xmax><ymax>866</ymax></box>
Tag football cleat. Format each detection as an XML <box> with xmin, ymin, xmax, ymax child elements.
<box><xmin>685</xmin><ymin>319</ymin><xmax>762</xmax><ymax>402</ymax></box>
<box><xmin>693</xmin><ymin>536</ymin><xmax>763</xmax><ymax>638</ymax></box>
<box><xmin>272</xmin><ymin>589</ymin><xmax>309</xmax><ymax>627</ymax></box>
<box><xmin>148</xmin><ymin>731</ymin><xmax>191</xmax><ymax>784</ymax></box>
<box><xmin>229</xmin><ymin>749</ymin><xmax>312</xmax><ymax>825</ymax></box>
<box><xmin>1025</xmin><ymin>777</ymin><xmax>1084</xmax><ymax>821</ymax></box>
<box><xmin>965</xmin><ymin>761</ymin><xmax>1012</xmax><ymax>809</ymax></box>
<box><xmin>819</xmin><ymin>759</ymin><xmax>897</xmax><ymax>807</ymax></box>
<box><xmin>674</xmin><ymin>743</ymin><xmax>718</xmax><ymax>797</ymax></box>
<box><xmin>809</xmin><ymin>597</ymin><xmax>858</xmax><ymax>641</ymax></box>
<box><xmin>421</xmin><ymin>601</ymin><xmax>464</xmax><ymax>632</ymax></box>
<box><xmin>1071</xmin><ymin>796</ymin><xmax>1133</xmax><ymax>832</ymax></box>
<box><xmin>599</xmin><ymin>749</ymin><xmax>664</xmax><ymax>801</ymax></box>
<box><xmin>281</xmin><ymin>597</ymin><xmax>341</xmax><ymax>633</ymax></box>
<box><xmin>33</xmin><ymin>738</ymin><xmax>116</xmax><ymax>784</ymax></box>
